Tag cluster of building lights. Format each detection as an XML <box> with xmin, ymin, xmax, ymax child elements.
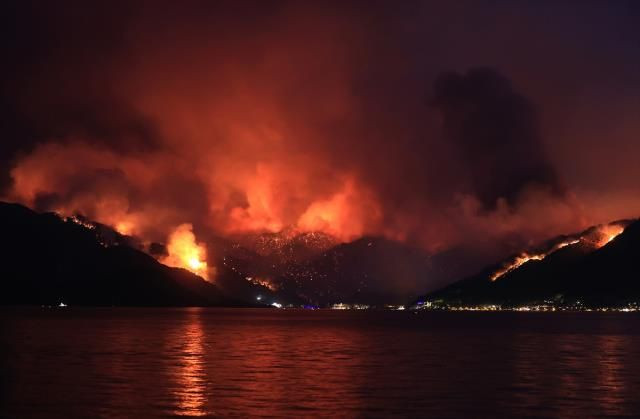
<box><xmin>331</xmin><ymin>303</ymin><xmax>371</xmax><ymax>310</ymax></box>
<box><xmin>414</xmin><ymin>300</ymin><xmax>640</xmax><ymax>312</ymax></box>
<box><xmin>261</xmin><ymin>300</ymin><xmax>408</xmax><ymax>310</ymax></box>
<box><xmin>328</xmin><ymin>303</ymin><xmax>406</xmax><ymax>310</ymax></box>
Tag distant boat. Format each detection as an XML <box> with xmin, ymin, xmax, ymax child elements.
<box><xmin>58</xmin><ymin>302</ymin><xmax>67</xmax><ymax>308</ymax></box>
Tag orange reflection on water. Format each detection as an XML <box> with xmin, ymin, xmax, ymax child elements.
<box><xmin>207</xmin><ymin>314</ymin><xmax>369</xmax><ymax>416</ymax></box>
<box><xmin>596</xmin><ymin>334</ymin><xmax>626</xmax><ymax>416</ymax></box>
<box><xmin>170</xmin><ymin>308</ymin><xmax>208</xmax><ymax>417</ymax></box>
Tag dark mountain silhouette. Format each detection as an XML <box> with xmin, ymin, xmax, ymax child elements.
<box><xmin>201</xmin><ymin>233</ymin><xmax>486</xmax><ymax>307</ymax></box>
<box><xmin>0</xmin><ymin>201</ymin><xmax>450</xmax><ymax>307</ymax></box>
<box><xmin>419</xmin><ymin>219</ymin><xmax>640</xmax><ymax>307</ymax></box>
<box><xmin>567</xmin><ymin>220</ymin><xmax>640</xmax><ymax>305</ymax></box>
<box><xmin>0</xmin><ymin>202</ymin><xmax>243</xmax><ymax>306</ymax></box>
<box><xmin>243</xmin><ymin>236</ymin><xmax>484</xmax><ymax>306</ymax></box>
<box><xmin>283</xmin><ymin>237</ymin><xmax>443</xmax><ymax>305</ymax></box>
<box><xmin>13</xmin><ymin>199</ymin><xmax>630</xmax><ymax>309</ymax></box>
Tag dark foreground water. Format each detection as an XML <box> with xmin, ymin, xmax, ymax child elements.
<box><xmin>2</xmin><ymin>309</ymin><xmax>640</xmax><ymax>418</ymax></box>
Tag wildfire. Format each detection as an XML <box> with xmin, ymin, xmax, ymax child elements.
<box><xmin>297</xmin><ymin>178</ymin><xmax>381</xmax><ymax>242</ymax></box>
<box><xmin>66</xmin><ymin>215</ymin><xmax>96</xmax><ymax>230</ymax></box>
<box><xmin>114</xmin><ymin>220</ymin><xmax>135</xmax><ymax>236</ymax></box>
<box><xmin>490</xmin><ymin>254</ymin><xmax>543</xmax><ymax>281</ymax></box>
<box><xmin>491</xmin><ymin>239</ymin><xmax>580</xmax><ymax>281</ymax></box>
<box><xmin>160</xmin><ymin>224</ymin><xmax>211</xmax><ymax>281</ymax></box>
<box><xmin>245</xmin><ymin>276</ymin><xmax>278</xmax><ymax>291</ymax></box>
<box><xmin>490</xmin><ymin>221</ymin><xmax>629</xmax><ymax>282</ymax></box>
<box><xmin>594</xmin><ymin>224</ymin><xmax>624</xmax><ymax>248</ymax></box>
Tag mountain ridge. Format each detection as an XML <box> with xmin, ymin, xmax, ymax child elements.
<box><xmin>417</xmin><ymin>219</ymin><xmax>640</xmax><ymax>308</ymax></box>
<box><xmin>0</xmin><ymin>201</ymin><xmax>244</xmax><ymax>307</ymax></box>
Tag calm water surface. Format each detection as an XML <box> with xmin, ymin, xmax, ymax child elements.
<box><xmin>2</xmin><ymin>308</ymin><xmax>640</xmax><ymax>418</ymax></box>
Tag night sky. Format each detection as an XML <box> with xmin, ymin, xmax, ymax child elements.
<box><xmin>2</xmin><ymin>0</ymin><xmax>640</xmax><ymax>272</ymax></box>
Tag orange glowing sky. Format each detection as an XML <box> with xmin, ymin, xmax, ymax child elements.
<box><xmin>3</xmin><ymin>1</ymin><xmax>640</xmax><ymax>279</ymax></box>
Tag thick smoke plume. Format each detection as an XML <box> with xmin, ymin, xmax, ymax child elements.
<box><xmin>432</xmin><ymin>68</ymin><xmax>562</xmax><ymax>208</ymax></box>
<box><xmin>3</xmin><ymin>1</ymin><xmax>640</xmax><ymax>282</ymax></box>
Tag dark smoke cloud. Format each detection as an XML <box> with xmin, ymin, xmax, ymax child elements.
<box><xmin>1</xmin><ymin>1</ymin><xmax>153</xmax><ymax>188</ymax></box>
<box><xmin>432</xmin><ymin>68</ymin><xmax>562</xmax><ymax>208</ymax></box>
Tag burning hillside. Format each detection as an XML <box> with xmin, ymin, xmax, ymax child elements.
<box><xmin>0</xmin><ymin>202</ymin><xmax>232</xmax><ymax>307</ymax></box>
<box><xmin>490</xmin><ymin>239</ymin><xmax>580</xmax><ymax>281</ymax></box>
<box><xmin>160</xmin><ymin>224</ymin><xmax>212</xmax><ymax>281</ymax></box>
<box><xmin>4</xmin><ymin>1</ymin><xmax>640</xmax><ymax>299</ymax></box>
<box><xmin>490</xmin><ymin>222</ymin><xmax>629</xmax><ymax>281</ymax></box>
<box><xmin>421</xmin><ymin>219</ymin><xmax>639</xmax><ymax>308</ymax></box>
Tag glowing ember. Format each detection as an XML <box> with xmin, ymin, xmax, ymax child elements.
<box><xmin>491</xmin><ymin>239</ymin><xmax>580</xmax><ymax>281</ymax></box>
<box><xmin>490</xmin><ymin>253</ymin><xmax>544</xmax><ymax>281</ymax></box>
<box><xmin>245</xmin><ymin>276</ymin><xmax>278</xmax><ymax>291</ymax></box>
<box><xmin>594</xmin><ymin>224</ymin><xmax>624</xmax><ymax>248</ymax></box>
<box><xmin>160</xmin><ymin>224</ymin><xmax>211</xmax><ymax>281</ymax></box>
<box><xmin>66</xmin><ymin>215</ymin><xmax>96</xmax><ymax>230</ymax></box>
<box><xmin>485</xmin><ymin>221</ymin><xmax>628</xmax><ymax>282</ymax></box>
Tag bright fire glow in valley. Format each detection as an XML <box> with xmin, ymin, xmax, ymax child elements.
<box><xmin>160</xmin><ymin>224</ymin><xmax>211</xmax><ymax>281</ymax></box>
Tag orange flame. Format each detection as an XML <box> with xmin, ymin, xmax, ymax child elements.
<box><xmin>594</xmin><ymin>224</ymin><xmax>624</xmax><ymax>248</ymax></box>
<box><xmin>491</xmin><ymin>222</ymin><xmax>628</xmax><ymax>281</ymax></box>
<box><xmin>245</xmin><ymin>276</ymin><xmax>278</xmax><ymax>291</ymax></box>
<box><xmin>160</xmin><ymin>224</ymin><xmax>211</xmax><ymax>281</ymax></box>
<box><xmin>491</xmin><ymin>239</ymin><xmax>580</xmax><ymax>281</ymax></box>
<box><xmin>114</xmin><ymin>220</ymin><xmax>136</xmax><ymax>236</ymax></box>
<box><xmin>297</xmin><ymin>178</ymin><xmax>381</xmax><ymax>242</ymax></box>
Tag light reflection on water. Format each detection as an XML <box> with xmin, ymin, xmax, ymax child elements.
<box><xmin>166</xmin><ymin>310</ymin><xmax>208</xmax><ymax>416</ymax></box>
<box><xmin>2</xmin><ymin>308</ymin><xmax>640</xmax><ymax>417</ymax></box>
<box><xmin>596</xmin><ymin>334</ymin><xmax>626</xmax><ymax>417</ymax></box>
